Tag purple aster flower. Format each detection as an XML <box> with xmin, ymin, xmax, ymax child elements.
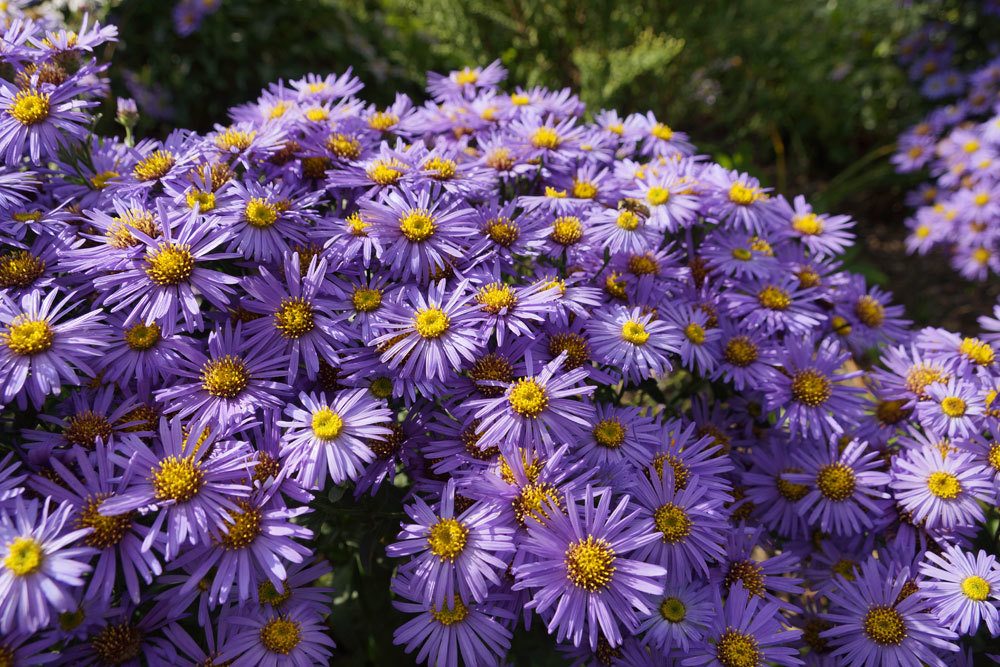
<box><xmin>387</xmin><ymin>479</ymin><xmax>515</xmax><ymax>608</ymax></box>
<box><xmin>740</xmin><ymin>440</ymin><xmax>811</xmax><ymax>539</ymax></box>
<box><xmin>392</xmin><ymin>571</ymin><xmax>514</xmax><ymax>667</ymax></box>
<box><xmin>682</xmin><ymin>583</ymin><xmax>802</xmax><ymax>667</ymax></box>
<box><xmin>60</xmin><ymin>602</ymin><xmax>180</xmax><ymax>667</ymax></box>
<box><xmin>371</xmin><ymin>279</ymin><xmax>483</xmax><ymax>383</ymax></box>
<box><xmin>0</xmin><ymin>288</ymin><xmax>106</xmax><ymax>409</ymax></box>
<box><xmin>95</xmin><ymin>313</ymin><xmax>199</xmax><ymax>386</ymax></box>
<box><xmin>0</xmin><ymin>497</ymin><xmax>94</xmax><ymax>634</ymax></box>
<box><xmin>890</xmin><ymin>445</ymin><xmax>993</xmax><ymax>530</ymax></box>
<box><xmin>99</xmin><ymin>415</ymin><xmax>254</xmax><ymax>560</ymax></box>
<box><xmin>785</xmin><ymin>438</ymin><xmax>890</xmax><ymax>536</ymax></box>
<box><xmin>361</xmin><ymin>185</ymin><xmax>478</xmax><ymax>281</ymax></box>
<box><xmin>711</xmin><ymin>320</ymin><xmax>776</xmax><ymax>390</ymax></box>
<box><xmin>471</xmin><ymin>352</ymin><xmax>595</xmax><ymax>456</ymax></box>
<box><xmin>575</xmin><ymin>403</ymin><xmax>660</xmax><ymax>470</ymax></box>
<box><xmin>774</xmin><ymin>194</ymin><xmax>856</xmax><ymax>258</ymax></box>
<box><xmin>278</xmin><ymin>389</ymin><xmax>393</xmax><ymax>488</ymax></box>
<box><xmin>629</xmin><ymin>467</ymin><xmax>729</xmax><ymax>583</ymax></box>
<box><xmin>471</xmin><ymin>279</ymin><xmax>559</xmax><ymax>346</ymax></box>
<box><xmin>917</xmin><ymin>378</ymin><xmax>985</xmax><ymax>439</ymax></box>
<box><xmin>665</xmin><ymin>304</ymin><xmax>721</xmax><ymax>374</ymax></box>
<box><xmin>764</xmin><ymin>340</ymin><xmax>866</xmax><ymax>440</ymax></box>
<box><xmin>703</xmin><ymin>165</ymin><xmax>777</xmax><ymax>232</ymax></box>
<box><xmin>636</xmin><ymin>580</ymin><xmax>712</xmax><ymax>652</ymax></box>
<box><xmin>216</xmin><ymin>178</ymin><xmax>316</xmax><ymax>262</ymax></box>
<box><xmin>154</xmin><ymin>322</ymin><xmax>290</xmax><ymax>428</ymax></box>
<box><xmin>588</xmin><ymin>306</ymin><xmax>679</xmax><ymax>383</ymax></box>
<box><xmin>822</xmin><ymin>557</ymin><xmax>957</xmax><ymax>667</ymax></box>
<box><xmin>626</xmin><ymin>172</ymin><xmax>701</xmax><ymax>232</ymax></box>
<box><xmin>714</xmin><ymin>527</ymin><xmax>804</xmax><ymax>610</ymax></box>
<box><xmin>29</xmin><ymin>443</ymin><xmax>160</xmax><ymax>604</ymax></box>
<box><xmin>723</xmin><ymin>273</ymin><xmax>823</xmax><ymax>336</ymax></box>
<box><xmin>920</xmin><ymin>544</ymin><xmax>1000</xmax><ymax>636</ymax></box>
<box><xmin>513</xmin><ymin>485</ymin><xmax>666</xmax><ymax>650</ymax></box>
<box><xmin>0</xmin><ymin>74</ymin><xmax>96</xmax><ymax>165</ymax></box>
<box><xmin>93</xmin><ymin>200</ymin><xmax>239</xmax><ymax>335</ymax></box>
<box><xmin>217</xmin><ymin>602</ymin><xmax>335</xmax><ymax>666</ymax></box>
<box><xmin>168</xmin><ymin>482</ymin><xmax>313</xmax><ymax>606</ymax></box>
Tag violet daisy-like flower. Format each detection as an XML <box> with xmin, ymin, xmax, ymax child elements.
<box><xmin>154</xmin><ymin>323</ymin><xmax>290</xmax><ymax>428</ymax></box>
<box><xmin>29</xmin><ymin>443</ymin><xmax>160</xmax><ymax>604</ymax></box>
<box><xmin>724</xmin><ymin>274</ymin><xmax>822</xmax><ymax>336</ymax></box>
<box><xmin>95</xmin><ymin>314</ymin><xmax>199</xmax><ymax>386</ymax></box>
<box><xmin>703</xmin><ymin>165</ymin><xmax>776</xmax><ymax>232</ymax></box>
<box><xmin>471</xmin><ymin>352</ymin><xmax>595</xmax><ymax>455</ymax></box>
<box><xmin>99</xmin><ymin>416</ymin><xmax>254</xmax><ymax>560</ymax></box>
<box><xmin>0</xmin><ymin>288</ymin><xmax>106</xmax><ymax>409</ymax></box>
<box><xmin>513</xmin><ymin>485</ymin><xmax>666</xmax><ymax>650</ymax></box>
<box><xmin>387</xmin><ymin>479</ymin><xmax>515</xmax><ymax>608</ymax></box>
<box><xmin>371</xmin><ymin>279</ymin><xmax>483</xmax><ymax>383</ymax></box>
<box><xmin>775</xmin><ymin>194</ymin><xmax>856</xmax><ymax>258</ymax></box>
<box><xmin>278</xmin><ymin>389</ymin><xmax>393</xmax><ymax>488</ymax></box>
<box><xmin>822</xmin><ymin>557</ymin><xmax>957</xmax><ymax>667</ymax></box>
<box><xmin>0</xmin><ymin>75</ymin><xmax>96</xmax><ymax>165</ymax></box>
<box><xmin>361</xmin><ymin>185</ymin><xmax>478</xmax><ymax>281</ymax></box>
<box><xmin>0</xmin><ymin>497</ymin><xmax>94</xmax><ymax>634</ymax></box>
<box><xmin>216</xmin><ymin>602</ymin><xmax>336</xmax><ymax>666</ymax></box>
<box><xmin>637</xmin><ymin>580</ymin><xmax>713</xmax><ymax>653</ymax></box>
<box><xmin>890</xmin><ymin>445</ymin><xmax>993</xmax><ymax>530</ymax></box>
<box><xmin>682</xmin><ymin>583</ymin><xmax>802</xmax><ymax>667</ymax></box>
<box><xmin>168</xmin><ymin>483</ymin><xmax>313</xmax><ymax>606</ymax></box>
<box><xmin>576</xmin><ymin>403</ymin><xmax>660</xmax><ymax>470</ymax></box>
<box><xmin>917</xmin><ymin>378</ymin><xmax>985</xmax><ymax>439</ymax></box>
<box><xmin>740</xmin><ymin>440</ymin><xmax>811</xmax><ymax>539</ymax></box>
<box><xmin>93</xmin><ymin>201</ymin><xmax>239</xmax><ymax>335</ymax></box>
<box><xmin>242</xmin><ymin>253</ymin><xmax>347</xmax><ymax>382</ymax></box>
<box><xmin>785</xmin><ymin>438</ymin><xmax>890</xmax><ymax>536</ymax></box>
<box><xmin>392</xmin><ymin>571</ymin><xmax>514</xmax><ymax>667</ymax></box>
<box><xmin>920</xmin><ymin>544</ymin><xmax>1000</xmax><ymax>636</ymax></box>
<box><xmin>471</xmin><ymin>279</ymin><xmax>559</xmax><ymax>346</ymax></box>
<box><xmin>629</xmin><ymin>468</ymin><xmax>729</xmax><ymax>583</ymax></box>
<box><xmin>765</xmin><ymin>339</ymin><xmax>866</xmax><ymax>440</ymax></box>
<box><xmin>588</xmin><ymin>306</ymin><xmax>679</xmax><ymax>383</ymax></box>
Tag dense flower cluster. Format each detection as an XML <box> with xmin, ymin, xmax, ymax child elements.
<box><xmin>894</xmin><ymin>19</ymin><xmax>1000</xmax><ymax>279</ymax></box>
<box><xmin>3</xmin><ymin>6</ymin><xmax>1000</xmax><ymax>666</ymax></box>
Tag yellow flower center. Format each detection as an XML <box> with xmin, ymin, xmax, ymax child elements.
<box><xmin>430</xmin><ymin>597</ymin><xmax>470</xmax><ymax>626</ymax></box>
<box><xmin>305</xmin><ymin>107</ymin><xmax>329</xmax><ymax>122</ymax></box>
<box><xmin>214</xmin><ymin>128</ymin><xmax>256</xmax><ymax>152</ymax></box>
<box><xmin>531</xmin><ymin>127</ymin><xmax>561</xmax><ymax>149</ymax></box>
<box><xmin>107</xmin><ymin>208</ymin><xmax>159</xmax><ymax>248</ymax></box>
<box><xmin>145</xmin><ymin>244</ymin><xmax>195</xmax><ymax>286</ymax></box>
<box><xmin>756</xmin><ymin>285</ymin><xmax>791</xmax><ymax>310</ymax></box>
<box><xmin>200</xmin><ymin>355</ymin><xmax>251</xmax><ymax>398</ymax></box>
<box><xmin>854</xmin><ymin>295</ymin><xmax>885</xmax><ymax>328</ymax></box>
<box><xmin>185</xmin><ymin>188</ymin><xmax>216</xmax><ymax>212</ymax></box>
<box><xmin>715</xmin><ymin>629</ymin><xmax>761</xmax><ymax>667</ymax></box>
<box><xmin>152</xmin><ymin>456</ymin><xmax>204</xmax><ymax>503</ymax></box>
<box><xmin>512</xmin><ymin>482</ymin><xmax>562</xmax><ymax>526</ymax></box>
<box><xmin>646</xmin><ymin>186</ymin><xmax>670</xmax><ymax>206</ymax></box>
<box><xmin>367</xmin><ymin>162</ymin><xmax>403</xmax><ymax>185</ymax></box>
<box><xmin>274</xmin><ymin>298</ymin><xmax>314</xmax><ymax>339</ymax></box>
<box><xmin>352</xmin><ymin>286</ymin><xmax>382</xmax><ymax>313</ymax></box>
<box><xmin>572</xmin><ymin>180</ymin><xmax>597</xmax><ymax>199</ymax></box>
<box><xmin>816</xmin><ymin>463</ymin><xmax>855</xmax><ymax>501</ymax></box>
<box><xmin>326</xmin><ymin>133</ymin><xmax>361</xmax><ymax>159</ymax></box>
<box><xmin>653</xmin><ymin>503</ymin><xmax>691</xmax><ymax>543</ymax></box>
<box><xmin>792</xmin><ymin>213</ymin><xmax>823</xmax><ymax>235</ymax></box>
<box><xmin>413</xmin><ymin>307</ymin><xmax>450</xmax><ymax>339</ymax></box>
<box><xmin>8</xmin><ymin>90</ymin><xmax>50</xmax><ymax>125</ymax></box>
<box><xmin>3</xmin><ymin>537</ymin><xmax>43</xmax><ymax>576</ymax></box>
<box><xmin>551</xmin><ymin>216</ymin><xmax>583</xmax><ymax>246</ymax></box>
<box><xmin>960</xmin><ymin>337</ymin><xmax>995</xmax><ymax>366</ymax></box>
<box><xmin>220</xmin><ymin>502</ymin><xmax>262</xmax><ymax>550</ymax></box>
<box><xmin>862</xmin><ymin>606</ymin><xmax>906</xmax><ymax>646</ymax></box>
<box><xmin>485</xmin><ymin>147</ymin><xmax>516</xmax><ymax>171</ymax></box>
<box><xmin>133</xmin><ymin>150</ymin><xmax>176</xmax><ymax>182</ymax></box>
<box><xmin>728</xmin><ymin>183</ymin><xmax>763</xmax><ymax>206</ymax></box>
<box><xmin>621</xmin><ymin>320</ymin><xmax>650</xmax><ymax>345</ymax></box>
<box><xmin>723</xmin><ymin>336</ymin><xmax>758</xmax><ymax>367</ymax></box>
<box><xmin>651</xmin><ymin>453</ymin><xmax>690</xmax><ymax>491</ymax></box>
<box><xmin>962</xmin><ymin>575</ymin><xmax>991</xmax><ymax>601</ymax></box>
<box><xmin>244</xmin><ymin>198</ymin><xmax>279</xmax><ymax>228</ymax></box>
<box><xmin>790</xmin><ymin>369</ymin><xmax>832</xmax><ymax>407</ymax></box>
<box><xmin>424</xmin><ymin>156</ymin><xmax>457</xmax><ymax>180</ymax></box>
<box><xmin>593</xmin><ymin>418</ymin><xmax>625</xmax><ymax>449</ymax></box>
<box><xmin>510</xmin><ymin>93</ymin><xmax>530</xmax><ymax>106</ymax></box>
<box><xmin>659</xmin><ymin>597</ymin><xmax>686</xmax><ymax>623</ymax></box>
<box><xmin>455</xmin><ymin>68</ymin><xmax>479</xmax><ymax>85</ymax></box>
<box><xmin>3</xmin><ymin>317</ymin><xmax>53</xmax><ymax>356</ymax></box>
<box><xmin>974</xmin><ymin>192</ymin><xmax>990</xmax><ymax>207</ymax></box>
<box><xmin>124</xmin><ymin>322</ymin><xmax>161</xmax><ymax>352</ymax></box>
<box><xmin>476</xmin><ymin>283</ymin><xmax>517</xmax><ymax>314</ymax></box>
<box><xmin>0</xmin><ymin>250</ymin><xmax>45</xmax><ymax>289</ymax></box>
<box><xmin>940</xmin><ymin>396</ymin><xmax>967</xmax><ymax>417</ymax></box>
<box><xmin>484</xmin><ymin>217</ymin><xmax>519</xmax><ymax>247</ymax></box>
<box><xmin>547</xmin><ymin>331</ymin><xmax>590</xmax><ymax>369</ymax></box>
<box><xmin>368</xmin><ymin>111</ymin><xmax>399</xmax><ymax>132</ymax></box>
<box><xmin>258</xmin><ymin>579</ymin><xmax>292</xmax><ymax>607</ymax></box>
<box><xmin>259</xmin><ymin>617</ymin><xmax>301</xmax><ymax>655</ymax></box>
<box><xmin>91</xmin><ymin>623</ymin><xmax>142</xmax><ymax>665</ymax></box>
<box><xmin>399</xmin><ymin>209</ymin><xmax>436</xmax><ymax>242</ymax></box>
<box><xmin>627</xmin><ymin>253</ymin><xmax>658</xmax><ymax>275</ymax></box>
<box><xmin>775</xmin><ymin>468</ymin><xmax>809</xmax><ymax>501</ymax></box>
<box><xmin>508</xmin><ymin>378</ymin><xmax>548</xmax><ymax>418</ymax></box>
<box><xmin>89</xmin><ymin>170</ymin><xmax>119</xmax><ymax>190</ymax></box>
<box><xmin>616</xmin><ymin>210</ymin><xmax>640</xmax><ymax>231</ymax></box>
<box><xmin>684</xmin><ymin>322</ymin><xmax>706</xmax><ymax>344</ymax></box>
<box><xmin>651</xmin><ymin>122</ymin><xmax>673</xmax><ymax>140</ymax></box>
<box><xmin>723</xmin><ymin>560</ymin><xmax>766</xmax><ymax>597</ymax></box>
<box><xmin>926</xmin><ymin>471</ymin><xmax>962</xmax><ymax>499</ymax></box>
<box><xmin>427</xmin><ymin>518</ymin><xmax>468</xmax><ymax>561</ymax></box>
<box><xmin>311</xmin><ymin>408</ymin><xmax>344</xmax><ymax>441</ymax></box>
<box><xmin>565</xmin><ymin>536</ymin><xmax>616</xmax><ymax>591</ymax></box>
<box><xmin>77</xmin><ymin>494</ymin><xmax>133</xmax><ymax>549</ymax></box>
